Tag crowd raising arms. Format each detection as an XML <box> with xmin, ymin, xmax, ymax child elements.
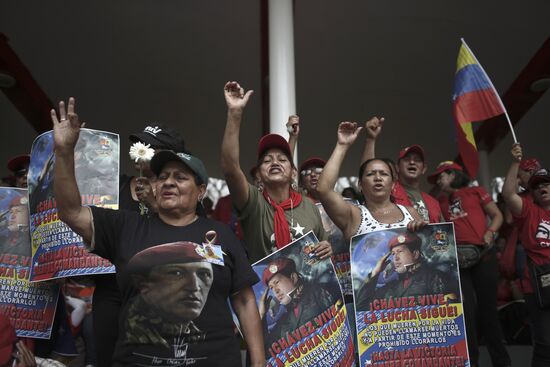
<box><xmin>4</xmin><ymin>81</ymin><xmax>542</xmax><ymax>367</ymax></box>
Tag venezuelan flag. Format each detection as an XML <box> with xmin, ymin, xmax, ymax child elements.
<box><xmin>453</xmin><ymin>39</ymin><xmax>505</xmax><ymax>124</ymax></box>
<box><xmin>452</xmin><ymin>39</ymin><xmax>505</xmax><ymax>178</ymax></box>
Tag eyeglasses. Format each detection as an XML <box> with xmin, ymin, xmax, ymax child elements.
<box><xmin>301</xmin><ymin>167</ymin><xmax>323</xmax><ymax>176</ymax></box>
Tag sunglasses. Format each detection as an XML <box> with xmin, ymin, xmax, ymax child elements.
<box><xmin>300</xmin><ymin>167</ymin><xmax>323</xmax><ymax>176</ymax></box>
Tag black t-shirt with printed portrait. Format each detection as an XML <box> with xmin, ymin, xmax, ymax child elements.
<box><xmin>90</xmin><ymin>206</ymin><xmax>258</xmax><ymax>367</ymax></box>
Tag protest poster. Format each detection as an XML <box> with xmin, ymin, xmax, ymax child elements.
<box><xmin>0</xmin><ymin>187</ymin><xmax>60</xmax><ymax>338</ymax></box>
<box><xmin>317</xmin><ymin>199</ymin><xmax>357</xmax><ymax>300</ymax></box>
<box><xmin>351</xmin><ymin>224</ymin><xmax>470</xmax><ymax>367</ymax></box>
<box><xmin>28</xmin><ymin>128</ymin><xmax>119</xmax><ymax>281</ymax></box>
<box><xmin>252</xmin><ymin>231</ymin><xmax>355</xmax><ymax>367</ymax></box>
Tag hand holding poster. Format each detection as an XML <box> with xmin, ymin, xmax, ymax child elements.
<box><xmin>28</xmin><ymin>128</ymin><xmax>119</xmax><ymax>281</ymax></box>
<box><xmin>351</xmin><ymin>224</ymin><xmax>470</xmax><ymax>367</ymax></box>
<box><xmin>252</xmin><ymin>231</ymin><xmax>355</xmax><ymax>367</ymax></box>
<box><xmin>0</xmin><ymin>188</ymin><xmax>59</xmax><ymax>338</ymax></box>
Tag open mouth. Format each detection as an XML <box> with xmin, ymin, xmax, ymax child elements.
<box><xmin>269</xmin><ymin>166</ymin><xmax>283</xmax><ymax>174</ymax></box>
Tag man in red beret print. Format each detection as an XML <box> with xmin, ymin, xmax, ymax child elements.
<box><xmin>125</xmin><ymin>242</ymin><xmax>213</xmax><ymax>348</ymax></box>
<box><xmin>355</xmin><ymin>232</ymin><xmax>458</xmax><ymax>310</ymax></box>
<box><xmin>0</xmin><ymin>195</ymin><xmax>31</xmax><ymax>257</ymax></box>
<box><xmin>260</xmin><ymin>257</ymin><xmax>335</xmax><ymax>348</ymax></box>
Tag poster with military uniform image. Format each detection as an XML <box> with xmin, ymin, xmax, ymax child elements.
<box><xmin>0</xmin><ymin>187</ymin><xmax>60</xmax><ymax>338</ymax></box>
<box><xmin>252</xmin><ymin>231</ymin><xmax>355</xmax><ymax>367</ymax></box>
<box><xmin>351</xmin><ymin>223</ymin><xmax>470</xmax><ymax>367</ymax></box>
<box><xmin>28</xmin><ymin>129</ymin><xmax>119</xmax><ymax>281</ymax></box>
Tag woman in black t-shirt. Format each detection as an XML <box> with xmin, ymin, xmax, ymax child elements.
<box><xmin>51</xmin><ymin>97</ymin><xmax>265</xmax><ymax>367</ymax></box>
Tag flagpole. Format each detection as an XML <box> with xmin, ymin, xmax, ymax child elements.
<box><xmin>460</xmin><ymin>38</ymin><xmax>518</xmax><ymax>143</ymax></box>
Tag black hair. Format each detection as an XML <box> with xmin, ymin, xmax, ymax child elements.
<box><xmin>448</xmin><ymin>169</ymin><xmax>470</xmax><ymax>189</ymax></box>
<box><xmin>358</xmin><ymin>158</ymin><xmax>396</xmax><ymax>181</ymax></box>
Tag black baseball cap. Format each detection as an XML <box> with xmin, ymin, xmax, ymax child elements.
<box><xmin>130</xmin><ymin>124</ymin><xmax>186</xmax><ymax>152</ymax></box>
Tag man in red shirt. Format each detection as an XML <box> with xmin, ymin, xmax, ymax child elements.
<box><xmin>503</xmin><ymin>143</ymin><xmax>550</xmax><ymax>367</ymax></box>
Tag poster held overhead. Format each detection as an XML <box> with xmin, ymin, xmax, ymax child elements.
<box><xmin>28</xmin><ymin>128</ymin><xmax>119</xmax><ymax>281</ymax></box>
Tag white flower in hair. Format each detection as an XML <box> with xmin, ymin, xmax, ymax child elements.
<box><xmin>129</xmin><ymin>142</ymin><xmax>155</xmax><ymax>163</ymax></box>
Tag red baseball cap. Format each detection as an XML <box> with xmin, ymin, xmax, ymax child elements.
<box><xmin>0</xmin><ymin>314</ymin><xmax>17</xmax><ymax>365</ymax></box>
<box><xmin>519</xmin><ymin>158</ymin><xmax>541</xmax><ymax>173</ymax></box>
<box><xmin>257</xmin><ymin>134</ymin><xmax>292</xmax><ymax>160</ymax></box>
<box><xmin>397</xmin><ymin>145</ymin><xmax>425</xmax><ymax>162</ymax></box>
<box><xmin>387</xmin><ymin>233</ymin><xmax>421</xmax><ymax>251</ymax></box>
<box><xmin>299</xmin><ymin>157</ymin><xmax>326</xmax><ymax>173</ymax></box>
<box><xmin>262</xmin><ymin>257</ymin><xmax>296</xmax><ymax>285</ymax></box>
<box><xmin>7</xmin><ymin>154</ymin><xmax>30</xmax><ymax>173</ymax></box>
<box><xmin>427</xmin><ymin>161</ymin><xmax>463</xmax><ymax>184</ymax></box>
<box><xmin>528</xmin><ymin>169</ymin><xmax>550</xmax><ymax>190</ymax></box>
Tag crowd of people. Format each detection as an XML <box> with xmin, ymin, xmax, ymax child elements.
<box><xmin>0</xmin><ymin>81</ymin><xmax>548</xmax><ymax>367</ymax></box>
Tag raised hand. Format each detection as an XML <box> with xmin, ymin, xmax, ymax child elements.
<box><xmin>224</xmin><ymin>81</ymin><xmax>253</xmax><ymax>111</ymax></box>
<box><xmin>51</xmin><ymin>97</ymin><xmax>83</xmax><ymax>154</ymax></box>
<box><xmin>286</xmin><ymin>115</ymin><xmax>300</xmax><ymax>136</ymax></box>
<box><xmin>365</xmin><ymin>116</ymin><xmax>385</xmax><ymax>140</ymax></box>
<box><xmin>511</xmin><ymin>143</ymin><xmax>522</xmax><ymax>163</ymax></box>
<box><xmin>337</xmin><ymin>121</ymin><xmax>362</xmax><ymax>146</ymax></box>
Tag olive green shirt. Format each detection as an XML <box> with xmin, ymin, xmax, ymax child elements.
<box><xmin>238</xmin><ymin>183</ymin><xmax>328</xmax><ymax>262</ymax></box>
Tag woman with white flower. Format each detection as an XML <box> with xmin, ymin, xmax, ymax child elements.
<box><xmin>92</xmin><ymin>124</ymin><xmax>189</xmax><ymax>367</ymax></box>
<box><xmin>52</xmin><ymin>98</ymin><xmax>265</xmax><ymax>367</ymax></box>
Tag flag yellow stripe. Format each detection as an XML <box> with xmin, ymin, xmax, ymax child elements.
<box><xmin>460</xmin><ymin>122</ymin><xmax>477</xmax><ymax>149</ymax></box>
<box><xmin>456</xmin><ymin>44</ymin><xmax>477</xmax><ymax>73</ymax></box>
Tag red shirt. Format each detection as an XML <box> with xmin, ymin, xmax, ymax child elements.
<box><xmin>516</xmin><ymin>198</ymin><xmax>550</xmax><ymax>266</ymax></box>
<box><xmin>392</xmin><ymin>182</ymin><xmax>442</xmax><ymax>223</ymax></box>
<box><xmin>439</xmin><ymin>186</ymin><xmax>492</xmax><ymax>245</ymax></box>
<box><xmin>212</xmin><ymin>195</ymin><xmax>243</xmax><ymax>240</ymax></box>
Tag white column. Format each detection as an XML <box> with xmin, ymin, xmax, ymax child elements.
<box><xmin>268</xmin><ymin>0</ymin><xmax>297</xmax><ymax>163</ymax></box>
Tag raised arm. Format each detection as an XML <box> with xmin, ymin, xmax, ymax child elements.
<box><xmin>52</xmin><ymin>98</ymin><xmax>93</xmax><ymax>244</ymax></box>
<box><xmin>286</xmin><ymin>115</ymin><xmax>300</xmax><ymax>159</ymax></box>
<box><xmin>221</xmin><ymin>81</ymin><xmax>254</xmax><ymax>210</ymax></box>
<box><xmin>360</xmin><ymin>116</ymin><xmax>384</xmax><ymax>164</ymax></box>
<box><xmin>502</xmin><ymin>143</ymin><xmax>524</xmax><ymax>216</ymax></box>
<box><xmin>317</xmin><ymin>122</ymin><xmax>362</xmax><ymax>240</ymax></box>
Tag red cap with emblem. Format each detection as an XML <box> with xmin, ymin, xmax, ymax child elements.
<box><xmin>262</xmin><ymin>257</ymin><xmax>297</xmax><ymax>285</ymax></box>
